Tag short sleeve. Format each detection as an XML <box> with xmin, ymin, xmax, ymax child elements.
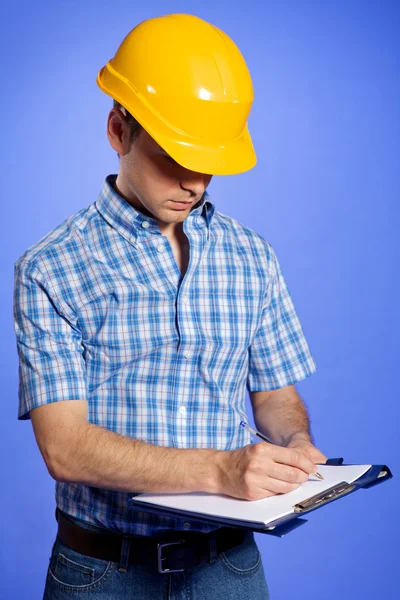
<box><xmin>13</xmin><ymin>260</ymin><xmax>87</xmax><ymax>420</ymax></box>
<box><xmin>246</xmin><ymin>246</ymin><xmax>317</xmax><ymax>392</ymax></box>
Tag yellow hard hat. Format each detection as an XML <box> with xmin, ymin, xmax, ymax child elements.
<box><xmin>97</xmin><ymin>13</ymin><xmax>256</xmax><ymax>175</ymax></box>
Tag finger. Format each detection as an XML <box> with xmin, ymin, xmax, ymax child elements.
<box><xmin>315</xmin><ymin>454</ymin><xmax>328</xmax><ymax>464</ymax></box>
<box><xmin>296</xmin><ymin>447</ymin><xmax>327</xmax><ymax>465</ymax></box>
<box><xmin>267</xmin><ymin>462</ymin><xmax>311</xmax><ymax>484</ymax></box>
<box><xmin>300</xmin><ymin>446</ymin><xmax>328</xmax><ymax>463</ymax></box>
<box><xmin>268</xmin><ymin>445</ymin><xmax>317</xmax><ymax>475</ymax></box>
<box><xmin>316</xmin><ymin>451</ymin><xmax>329</xmax><ymax>463</ymax></box>
<box><xmin>260</xmin><ymin>477</ymin><xmax>302</xmax><ymax>496</ymax></box>
<box><xmin>304</xmin><ymin>450</ymin><xmax>328</xmax><ymax>465</ymax></box>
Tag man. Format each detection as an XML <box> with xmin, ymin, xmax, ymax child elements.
<box><xmin>14</xmin><ymin>13</ymin><xmax>327</xmax><ymax>599</ymax></box>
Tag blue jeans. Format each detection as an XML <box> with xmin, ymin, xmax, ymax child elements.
<box><xmin>43</xmin><ymin>529</ymin><xmax>270</xmax><ymax>599</ymax></box>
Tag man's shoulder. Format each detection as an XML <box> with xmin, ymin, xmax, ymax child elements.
<box><xmin>212</xmin><ymin>209</ymin><xmax>275</xmax><ymax>260</ymax></box>
<box><xmin>14</xmin><ymin>203</ymin><xmax>97</xmax><ymax>272</ymax></box>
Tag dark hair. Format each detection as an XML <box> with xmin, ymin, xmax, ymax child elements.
<box><xmin>113</xmin><ymin>99</ymin><xmax>143</xmax><ymax>145</ymax></box>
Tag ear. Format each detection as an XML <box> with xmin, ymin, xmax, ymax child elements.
<box><xmin>106</xmin><ymin>108</ymin><xmax>131</xmax><ymax>156</ymax></box>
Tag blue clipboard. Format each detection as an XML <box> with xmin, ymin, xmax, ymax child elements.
<box><xmin>128</xmin><ymin>458</ymin><xmax>393</xmax><ymax>538</ymax></box>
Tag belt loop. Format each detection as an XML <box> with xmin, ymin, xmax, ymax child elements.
<box><xmin>208</xmin><ymin>533</ymin><xmax>218</xmax><ymax>564</ymax></box>
<box><xmin>118</xmin><ymin>536</ymin><xmax>131</xmax><ymax>572</ymax></box>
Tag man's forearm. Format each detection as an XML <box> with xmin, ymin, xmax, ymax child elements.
<box><xmin>251</xmin><ymin>385</ymin><xmax>314</xmax><ymax>447</ymax></box>
<box><xmin>51</xmin><ymin>422</ymin><xmax>222</xmax><ymax>494</ymax></box>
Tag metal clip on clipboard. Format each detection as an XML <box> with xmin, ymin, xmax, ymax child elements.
<box><xmin>294</xmin><ymin>481</ymin><xmax>357</xmax><ymax>513</ymax></box>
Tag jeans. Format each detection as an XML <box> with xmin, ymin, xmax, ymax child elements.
<box><xmin>43</xmin><ymin>529</ymin><xmax>270</xmax><ymax>599</ymax></box>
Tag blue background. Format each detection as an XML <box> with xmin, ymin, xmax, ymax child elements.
<box><xmin>1</xmin><ymin>1</ymin><xmax>398</xmax><ymax>598</ymax></box>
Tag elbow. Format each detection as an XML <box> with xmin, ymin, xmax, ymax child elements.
<box><xmin>47</xmin><ymin>460</ymin><xmax>69</xmax><ymax>483</ymax></box>
<box><xmin>30</xmin><ymin>402</ymin><xmax>89</xmax><ymax>483</ymax></box>
<box><xmin>41</xmin><ymin>443</ymin><xmax>74</xmax><ymax>483</ymax></box>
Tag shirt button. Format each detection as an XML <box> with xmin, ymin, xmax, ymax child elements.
<box><xmin>182</xmin><ymin>296</ymin><xmax>189</xmax><ymax>305</ymax></box>
<box><xmin>141</xmin><ymin>221</ymin><xmax>150</xmax><ymax>229</ymax></box>
<box><xmin>183</xmin><ymin>522</ymin><xmax>191</xmax><ymax>530</ymax></box>
<box><xmin>178</xmin><ymin>405</ymin><xmax>186</xmax><ymax>415</ymax></box>
<box><xmin>157</xmin><ymin>244</ymin><xmax>165</xmax><ymax>253</ymax></box>
<box><xmin>183</xmin><ymin>351</ymin><xmax>191</xmax><ymax>359</ymax></box>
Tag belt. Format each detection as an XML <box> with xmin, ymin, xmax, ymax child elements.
<box><xmin>56</xmin><ymin>508</ymin><xmax>247</xmax><ymax>574</ymax></box>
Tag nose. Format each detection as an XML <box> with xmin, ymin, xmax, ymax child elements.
<box><xmin>179</xmin><ymin>173</ymin><xmax>212</xmax><ymax>198</ymax></box>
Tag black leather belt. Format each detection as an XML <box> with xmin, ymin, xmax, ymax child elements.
<box><xmin>56</xmin><ymin>508</ymin><xmax>247</xmax><ymax>573</ymax></box>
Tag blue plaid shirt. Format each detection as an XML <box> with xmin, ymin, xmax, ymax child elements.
<box><xmin>13</xmin><ymin>174</ymin><xmax>316</xmax><ymax>536</ymax></box>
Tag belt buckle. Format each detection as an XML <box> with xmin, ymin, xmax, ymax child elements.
<box><xmin>157</xmin><ymin>539</ymin><xmax>186</xmax><ymax>574</ymax></box>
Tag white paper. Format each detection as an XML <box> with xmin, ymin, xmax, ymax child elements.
<box><xmin>132</xmin><ymin>464</ymin><xmax>372</xmax><ymax>527</ymax></box>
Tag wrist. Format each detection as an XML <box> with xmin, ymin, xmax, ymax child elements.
<box><xmin>204</xmin><ymin>449</ymin><xmax>227</xmax><ymax>495</ymax></box>
<box><xmin>189</xmin><ymin>448</ymin><xmax>225</xmax><ymax>494</ymax></box>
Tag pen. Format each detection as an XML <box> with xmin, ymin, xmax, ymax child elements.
<box><xmin>240</xmin><ymin>420</ymin><xmax>324</xmax><ymax>481</ymax></box>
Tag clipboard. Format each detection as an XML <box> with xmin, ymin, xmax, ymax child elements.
<box><xmin>128</xmin><ymin>459</ymin><xmax>392</xmax><ymax>538</ymax></box>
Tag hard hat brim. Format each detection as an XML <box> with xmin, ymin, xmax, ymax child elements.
<box><xmin>146</xmin><ymin>122</ymin><xmax>257</xmax><ymax>176</ymax></box>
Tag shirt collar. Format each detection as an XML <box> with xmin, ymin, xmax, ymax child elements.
<box><xmin>95</xmin><ymin>174</ymin><xmax>215</xmax><ymax>246</ymax></box>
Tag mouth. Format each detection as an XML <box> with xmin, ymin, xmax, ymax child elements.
<box><xmin>169</xmin><ymin>200</ymin><xmax>193</xmax><ymax>210</ymax></box>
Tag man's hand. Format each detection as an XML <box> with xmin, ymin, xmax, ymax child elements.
<box><xmin>215</xmin><ymin>442</ymin><xmax>318</xmax><ymax>501</ymax></box>
<box><xmin>286</xmin><ymin>435</ymin><xmax>328</xmax><ymax>465</ymax></box>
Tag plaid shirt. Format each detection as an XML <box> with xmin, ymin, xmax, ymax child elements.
<box><xmin>13</xmin><ymin>174</ymin><xmax>317</xmax><ymax>536</ymax></box>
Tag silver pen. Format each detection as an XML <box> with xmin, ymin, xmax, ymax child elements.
<box><xmin>240</xmin><ymin>420</ymin><xmax>324</xmax><ymax>480</ymax></box>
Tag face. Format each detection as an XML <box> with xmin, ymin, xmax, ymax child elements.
<box><xmin>107</xmin><ymin>108</ymin><xmax>213</xmax><ymax>234</ymax></box>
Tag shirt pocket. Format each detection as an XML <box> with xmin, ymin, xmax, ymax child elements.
<box><xmin>77</xmin><ymin>286</ymin><xmax>179</xmax><ymax>385</ymax></box>
<box><xmin>197</xmin><ymin>287</ymin><xmax>262</xmax><ymax>351</ymax></box>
